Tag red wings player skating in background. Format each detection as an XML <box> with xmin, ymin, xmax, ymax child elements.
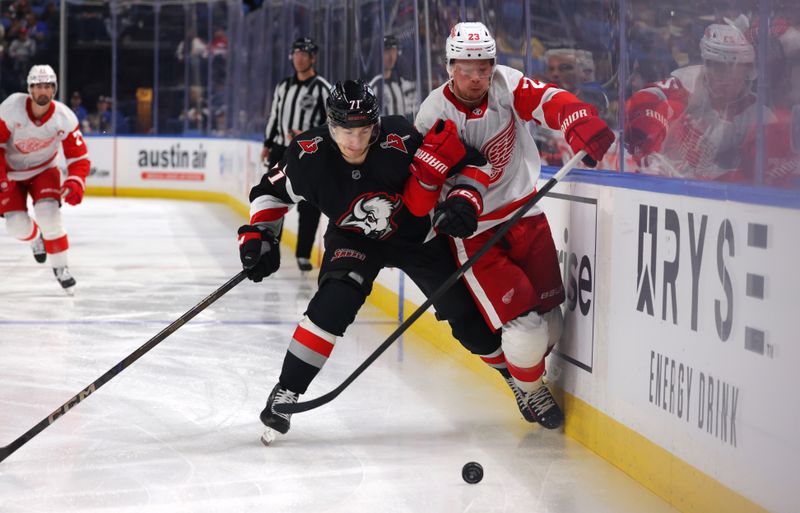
<box><xmin>0</xmin><ymin>64</ymin><xmax>91</xmax><ymax>295</ymax></box>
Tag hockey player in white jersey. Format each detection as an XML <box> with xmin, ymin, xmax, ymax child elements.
<box><xmin>0</xmin><ymin>64</ymin><xmax>90</xmax><ymax>294</ymax></box>
<box><xmin>624</xmin><ymin>23</ymin><xmax>768</xmax><ymax>182</ymax></box>
<box><xmin>416</xmin><ymin>22</ymin><xmax>614</xmax><ymax>428</ymax></box>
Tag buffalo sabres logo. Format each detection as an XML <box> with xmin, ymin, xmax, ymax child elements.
<box><xmin>380</xmin><ymin>133</ymin><xmax>410</xmax><ymax>153</ymax></box>
<box><xmin>298</xmin><ymin>136</ymin><xmax>323</xmax><ymax>159</ymax></box>
<box><xmin>337</xmin><ymin>192</ymin><xmax>402</xmax><ymax>240</ymax></box>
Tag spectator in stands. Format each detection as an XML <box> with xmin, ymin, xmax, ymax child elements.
<box><xmin>89</xmin><ymin>95</ymin><xmax>109</xmax><ymax>132</ymax></box>
<box><xmin>86</xmin><ymin>95</ymin><xmax>112</xmax><ymax>133</ymax></box>
<box><xmin>209</xmin><ymin>27</ymin><xmax>227</xmax><ymax>87</ymax></box>
<box><xmin>180</xmin><ymin>85</ymin><xmax>208</xmax><ymax>133</ymax></box>
<box><xmin>8</xmin><ymin>27</ymin><xmax>35</xmax><ymax>86</ymax></box>
<box><xmin>9</xmin><ymin>0</ymin><xmax>32</xmax><ymax>22</ymax></box>
<box><xmin>176</xmin><ymin>29</ymin><xmax>207</xmax><ymax>87</ymax></box>
<box><xmin>209</xmin><ymin>27</ymin><xmax>228</xmax><ymax>59</ymax></box>
<box><xmin>531</xmin><ymin>48</ymin><xmax>613</xmax><ymax>167</ymax></box>
<box><xmin>41</xmin><ymin>1</ymin><xmax>59</xmax><ymax>34</ymax></box>
<box><xmin>175</xmin><ymin>29</ymin><xmax>207</xmax><ymax>61</ymax></box>
<box><xmin>69</xmin><ymin>91</ymin><xmax>89</xmax><ymax>132</ymax></box>
<box><xmin>24</xmin><ymin>13</ymin><xmax>47</xmax><ymax>59</ymax></box>
<box><xmin>545</xmin><ymin>48</ymin><xmax>610</xmax><ymax>118</ymax></box>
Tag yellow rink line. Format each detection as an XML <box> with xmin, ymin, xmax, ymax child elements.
<box><xmin>88</xmin><ymin>186</ymin><xmax>769</xmax><ymax>513</ymax></box>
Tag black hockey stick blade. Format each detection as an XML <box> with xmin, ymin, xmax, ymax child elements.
<box><xmin>276</xmin><ymin>151</ymin><xmax>586</xmax><ymax>415</ymax></box>
<box><xmin>0</xmin><ymin>271</ymin><xmax>247</xmax><ymax>464</ymax></box>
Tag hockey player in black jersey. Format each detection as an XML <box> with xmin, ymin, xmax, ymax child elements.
<box><xmin>238</xmin><ymin>80</ymin><xmax>503</xmax><ymax>442</ymax></box>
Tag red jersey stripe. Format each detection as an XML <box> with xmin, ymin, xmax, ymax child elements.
<box><xmin>250</xmin><ymin>207</ymin><xmax>288</xmax><ymax>224</ymax></box>
<box><xmin>293</xmin><ymin>325</ymin><xmax>335</xmax><ymax>358</ymax></box>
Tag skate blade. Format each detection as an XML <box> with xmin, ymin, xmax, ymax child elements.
<box><xmin>62</xmin><ymin>285</ymin><xmax>76</xmax><ymax>296</ymax></box>
<box><xmin>260</xmin><ymin>427</ymin><xmax>279</xmax><ymax>446</ymax></box>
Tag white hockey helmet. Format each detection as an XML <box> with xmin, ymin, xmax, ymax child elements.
<box><xmin>446</xmin><ymin>22</ymin><xmax>496</xmax><ymax>63</ymax></box>
<box><xmin>27</xmin><ymin>64</ymin><xmax>58</xmax><ymax>94</ymax></box>
<box><xmin>700</xmin><ymin>24</ymin><xmax>755</xmax><ymax>64</ymax></box>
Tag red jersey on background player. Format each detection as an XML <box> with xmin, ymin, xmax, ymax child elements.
<box><xmin>0</xmin><ymin>64</ymin><xmax>90</xmax><ymax>295</ymax></box>
<box><xmin>416</xmin><ymin>22</ymin><xmax>613</xmax><ymax>428</ymax></box>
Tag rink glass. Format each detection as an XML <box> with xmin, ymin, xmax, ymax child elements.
<box><xmin>54</xmin><ymin>0</ymin><xmax>797</xmax><ymax>193</ymax></box>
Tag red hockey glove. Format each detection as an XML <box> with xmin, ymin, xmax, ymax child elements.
<box><xmin>559</xmin><ymin>102</ymin><xmax>615</xmax><ymax>167</ymax></box>
<box><xmin>624</xmin><ymin>92</ymin><xmax>669</xmax><ymax>159</ymax></box>
<box><xmin>410</xmin><ymin>119</ymin><xmax>466</xmax><ymax>187</ymax></box>
<box><xmin>238</xmin><ymin>224</ymin><xmax>281</xmax><ymax>282</ymax></box>
<box><xmin>433</xmin><ymin>185</ymin><xmax>483</xmax><ymax>239</ymax></box>
<box><xmin>61</xmin><ymin>176</ymin><xmax>85</xmax><ymax>205</ymax></box>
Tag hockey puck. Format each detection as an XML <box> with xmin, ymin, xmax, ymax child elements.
<box><xmin>462</xmin><ymin>461</ymin><xmax>483</xmax><ymax>484</ymax></box>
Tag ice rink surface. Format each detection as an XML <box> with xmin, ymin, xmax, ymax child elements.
<box><xmin>0</xmin><ymin>198</ymin><xmax>678</xmax><ymax>513</ymax></box>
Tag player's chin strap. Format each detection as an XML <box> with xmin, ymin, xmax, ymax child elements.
<box><xmin>274</xmin><ymin>151</ymin><xmax>587</xmax><ymax>416</ymax></box>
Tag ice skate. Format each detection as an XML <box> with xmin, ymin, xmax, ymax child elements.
<box><xmin>499</xmin><ymin>369</ymin><xmax>536</xmax><ymax>423</ymax></box>
<box><xmin>296</xmin><ymin>257</ymin><xmax>312</xmax><ymax>272</ymax></box>
<box><xmin>53</xmin><ymin>266</ymin><xmax>76</xmax><ymax>296</ymax></box>
<box><xmin>31</xmin><ymin>234</ymin><xmax>46</xmax><ymax>263</ymax></box>
<box><xmin>259</xmin><ymin>383</ymin><xmax>299</xmax><ymax>445</ymax></box>
<box><xmin>525</xmin><ymin>384</ymin><xmax>563</xmax><ymax>429</ymax></box>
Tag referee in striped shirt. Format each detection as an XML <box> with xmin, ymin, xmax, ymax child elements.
<box><xmin>368</xmin><ymin>35</ymin><xmax>417</xmax><ymax>120</ymax></box>
<box><xmin>261</xmin><ymin>37</ymin><xmax>331</xmax><ymax>272</ymax></box>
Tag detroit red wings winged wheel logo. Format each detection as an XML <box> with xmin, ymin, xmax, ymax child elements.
<box><xmin>298</xmin><ymin>136</ymin><xmax>324</xmax><ymax>159</ymax></box>
<box><xmin>481</xmin><ymin>116</ymin><xmax>516</xmax><ymax>183</ymax></box>
<box><xmin>337</xmin><ymin>192</ymin><xmax>402</xmax><ymax>240</ymax></box>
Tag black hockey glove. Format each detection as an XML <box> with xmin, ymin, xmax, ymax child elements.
<box><xmin>238</xmin><ymin>224</ymin><xmax>281</xmax><ymax>282</ymax></box>
<box><xmin>433</xmin><ymin>186</ymin><xmax>483</xmax><ymax>239</ymax></box>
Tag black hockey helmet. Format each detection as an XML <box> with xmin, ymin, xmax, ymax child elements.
<box><xmin>326</xmin><ymin>80</ymin><xmax>380</xmax><ymax>128</ymax></box>
<box><xmin>292</xmin><ymin>37</ymin><xmax>318</xmax><ymax>55</ymax></box>
<box><xmin>383</xmin><ymin>34</ymin><xmax>400</xmax><ymax>49</ymax></box>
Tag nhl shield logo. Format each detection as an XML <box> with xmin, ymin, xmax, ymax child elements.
<box><xmin>380</xmin><ymin>133</ymin><xmax>410</xmax><ymax>153</ymax></box>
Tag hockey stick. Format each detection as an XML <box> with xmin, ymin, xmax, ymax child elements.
<box><xmin>276</xmin><ymin>150</ymin><xmax>586</xmax><ymax>415</ymax></box>
<box><xmin>0</xmin><ymin>270</ymin><xmax>247</xmax><ymax>464</ymax></box>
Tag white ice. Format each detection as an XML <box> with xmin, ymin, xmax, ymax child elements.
<box><xmin>0</xmin><ymin>197</ymin><xmax>678</xmax><ymax>512</ymax></box>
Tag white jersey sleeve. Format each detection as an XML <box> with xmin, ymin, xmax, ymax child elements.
<box><xmin>416</xmin><ymin>65</ymin><xmax>578</xmax><ymax>235</ymax></box>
